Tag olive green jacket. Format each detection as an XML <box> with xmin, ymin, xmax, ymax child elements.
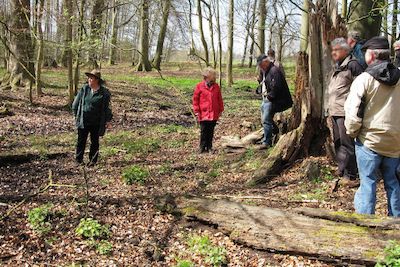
<box><xmin>72</xmin><ymin>84</ymin><xmax>112</xmax><ymax>136</ymax></box>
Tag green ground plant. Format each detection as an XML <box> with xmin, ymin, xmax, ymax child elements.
<box><xmin>187</xmin><ymin>234</ymin><xmax>227</xmax><ymax>266</ymax></box>
<box><xmin>27</xmin><ymin>204</ymin><xmax>54</xmax><ymax>235</ymax></box>
<box><xmin>122</xmin><ymin>165</ymin><xmax>150</xmax><ymax>185</ymax></box>
<box><xmin>75</xmin><ymin>218</ymin><xmax>110</xmax><ymax>239</ymax></box>
<box><xmin>376</xmin><ymin>241</ymin><xmax>400</xmax><ymax>267</ymax></box>
<box><xmin>175</xmin><ymin>260</ymin><xmax>195</xmax><ymax>267</ymax></box>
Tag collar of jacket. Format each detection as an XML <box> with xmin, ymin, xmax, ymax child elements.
<box><xmin>365</xmin><ymin>60</ymin><xmax>400</xmax><ymax>86</ymax></box>
<box><xmin>335</xmin><ymin>54</ymin><xmax>352</xmax><ymax>71</ymax></box>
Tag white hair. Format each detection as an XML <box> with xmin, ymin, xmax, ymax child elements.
<box><xmin>202</xmin><ymin>67</ymin><xmax>217</xmax><ymax>78</ymax></box>
<box><xmin>394</xmin><ymin>40</ymin><xmax>400</xmax><ymax>49</ymax></box>
<box><xmin>367</xmin><ymin>49</ymin><xmax>391</xmax><ymax>61</ymax></box>
<box><xmin>331</xmin><ymin>37</ymin><xmax>351</xmax><ymax>51</ymax></box>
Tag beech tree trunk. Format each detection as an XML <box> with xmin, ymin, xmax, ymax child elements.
<box><xmin>136</xmin><ymin>0</ymin><xmax>152</xmax><ymax>71</ymax></box>
<box><xmin>35</xmin><ymin>0</ymin><xmax>44</xmax><ymax>96</ymax></box>
<box><xmin>226</xmin><ymin>0</ymin><xmax>234</xmax><ymax>87</ymax></box>
<box><xmin>88</xmin><ymin>0</ymin><xmax>105</xmax><ymax>69</ymax></box>
<box><xmin>152</xmin><ymin>0</ymin><xmax>171</xmax><ymax>70</ymax></box>
<box><xmin>248</xmin><ymin>0</ymin><xmax>347</xmax><ymax>186</ymax></box>
<box><xmin>65</xmin><ymin>0</ymin><xmax>74</xmax><ymax>104</ymax></box>
<box><xmin>197</xmin><ymin>0</ymin><xmax>209</xmax><ymax>66</ymax></box>
<box><xmin>108</xmin><ymin>0</ymin><xmax>119</xmax><ymax>65</ymax></box>
<box><xmin>1</xmin><ymin>0</ymin><xmax>34</xmax><ymax>91</ymax></box>
<box><xmin>348</xmin><ymin>0</ymin><xmax>385</xmax><ymax>40</ymax></box>
<box><xmin>300</xmin><ymin>0</ymin><xmax>309</xmax><ymax>52</ymax></box>
<box><xmin>248</xmin><ymin>0</ymin><xmax>258</xmax><ymax>68</ymax></box>
<box><xmin>257</xmin><ymin>0</ymin><xmax>266</xmax><ymax>55</ymax></box>
<box><xmin>391</xmin><ymin>0</ymin><xmax>398</xmax><ymax>55</ymax></box>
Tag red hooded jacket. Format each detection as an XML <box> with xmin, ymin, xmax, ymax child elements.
<box><xmin>192</xmin><ymin>80</ymin><xmax>224</xmax><ymax>122</ymax></box>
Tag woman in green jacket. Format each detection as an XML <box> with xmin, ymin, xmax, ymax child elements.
<box><xmin>72</xmin><ymin>70</ymin><xmax>113</xmax><ymax>166</ymax></box>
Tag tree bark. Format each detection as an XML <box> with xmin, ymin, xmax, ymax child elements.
<box><xmin>226</xmin><ymin>0</ymin><xmax>234</xmax><ymax>87</ymax></box>
<box><xmin>248</xmin><ymin>0</ymin><xmax>258</xmax><ymax>68</ymax></box>
<box><xmin>300</xmin><ymin>0</ymin><xmax>309</xmax><ymax>52</ymax></box>
<box><xmin>74</xmin><ymin>0</ymin><xmax>86</xmax><ymax>94</ymax></box>
<box><xmin>88</xmin><ymin>0</ymin><xmax>105</xmax><ymax>69</ymax></box>
<box><xmin>341</xmin><ymin>0</ymin><xmax>347</xmax><ymax>19</ymax></box>
<box><xmin>248</xmin><ymin>0</ymin><xmax>347</xmax><ymax>186</ymax></box>
<box><xmin>136</xmin><ymin>0</ymin><xmax>152</xmax><ymax>71</ymax></box>
<box><xmin>35</xmin><ymin>0</ymin><xmax>44</xmax><ymax>96</ymax></box>
<box><xmin>65</xmin><ymin>0</ymin><xmax>74</xmax><ymax>104</ymax></box>
<box><xmin>206</xmin><ymin>1</ymin><xmax>217</xmax><ymax>68</ymax></box>
<box><xmin>180</xmin><ymin>197</ymin><xmax>400</xmax><ymax>265</ymax></box>
<box><xmin>215</xmin><ymin>0</ymin><xmax>222</xmax><ymax>87</ymax></box>
<box><xmin>152</xmin><ymin>0</ymin><xmax>171</xmax><ymax>70</ymax></box>
<box><xmin>391</xmin><ymin>0</ymin><xmax>398</xmax><ymax>55</ymax></box>
<box><xmin>1</xmin><ymin>0</ymin><xmax>35</xmax><ymax>91</ymax></box>
<box><xmin>108</xmin><ymin>0</ymin><xmax>119</xmax><ymax>65</ymax></box>
<box><xmin>197</xmin><ymin>0</ymin><xmax>209</xmax><ymax>66</ymax></box>
<box><xmin>348</xmin><ymin>0</ymin><xmax>385</xmax><ymax>40</ymax></box>
<box><xmin>257</xmin><ymin>0</ymin><xmax>266</xmax><ymax>55</ymax></box>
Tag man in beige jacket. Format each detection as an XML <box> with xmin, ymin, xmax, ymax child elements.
<box><xmin>344</xmin><ymin>36</ymin><xmax>400</xmax><ymax>217</ymax></box>
<box><xmin>328</xmin><ymin>38</ymin><xmax>363</xmax><ymax>184</ymax></box>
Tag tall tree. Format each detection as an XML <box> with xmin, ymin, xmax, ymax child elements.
<box><xmin>257</xmin><ymin>0</ymin><xmax>266</xmax><ymax>54</ymax></box>
<box><xmin>109</xmin><ymin>0</ymin><xmax>119</xmax><ymax>65</ymax></box>
<box><xmin>205</xmin><ymin>1</ymin><xmax>217</xmax><ymax>68</ymax></box>
<box><xmin>153</xmin><ymin>0</ymin><xmax>172</xmax><ymax>70</ymax></box>
<box><xmin>342</xmin><ymin>0</ymin><xmax>347</xmax><ymax>18</ymax></box>
<box><xmin>248</xmin><ymin>0</ymin><xmax>258</xmax><ymax>68</ymax></box>
<box><xmin>241</xmin><ymin>0</ymin><xmax>253</xmax><ymax>67</ymax></box>
<box><xmin>197</xmin><ymin>0</ymin><xmax>210</xmax><ymax>66</ymax></box>
<box><xmin>226</xmin><ymin>0</ymin><xmax>234</xmax><ymax>87</ymax></box>
<box><xmin>215</xmin><ymin>0</ymin><xmax>222</xmax><ymax>87</ymax></box>
<box><xmin>1</xmin><ymin>0</ymin><xmax>34</xmax><ymax>91</ymax></box>
<box><xmin>300</xmin><ymin>0</ymin><xmax>309</xmax><ymax>52</ymax></box>
<box><xmin>35</xmin><ymin>0</ymin><xmax>45</xmax><ymax>96</ymax></box>
<box><xmin>89</xmin><ymin>0</ymin><xmax>105</xmax><ymax>69</ymax></box>
<box><xmin>74</xmin><ymin>0</ymin><xmax>86</xmax><ymax>93</ymax></box>
<box><xmin>136</xmin><ymin>0</ymin><xmax>152</xmax><ymax>71</ymax></box>
<box><xmin>391</xmin><ymin>0</ymin><xmax>398</xmax><ymax>54</ymax></box>
<box><xmin>348</xmin><ymin>0</ymin><xmax>385</xmax><ymax>40</ymax></box>
<box><xmin>65</xmin><ymin>0</ymin><xmax>74</xmax><ymax>104</ymax></box>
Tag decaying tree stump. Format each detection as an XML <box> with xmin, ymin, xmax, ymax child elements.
<box><xmin>247</xmin><ymin>0</ymin><xmax>347</xmax><ymax>186</ymax></box>
<box><xmin>179</xmin><ymin>197</ymin><xmax>400</xmax><ymax>266</ymax></box>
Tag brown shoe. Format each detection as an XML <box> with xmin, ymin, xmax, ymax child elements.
<box><xmin>339</xmin><ymin>177</ymin><xmax>359</xmax><ymax>188</ymax></box>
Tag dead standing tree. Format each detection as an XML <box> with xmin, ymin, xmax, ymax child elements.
<box><xmin>248</xmin><ymin>0</ymin><xmax>347</xmax><ymax>186</ymax></box>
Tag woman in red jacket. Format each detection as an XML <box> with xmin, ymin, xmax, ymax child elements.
<box><xmin>192</xmin><ymin>68</ymin><xmax>224</xmax><ymax>153</ymax></box>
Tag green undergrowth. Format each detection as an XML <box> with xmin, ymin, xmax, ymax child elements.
<box><xmin>122</xmin><ymin>165</ymin><xmax>150</xmax><ymax>185</ymax></box>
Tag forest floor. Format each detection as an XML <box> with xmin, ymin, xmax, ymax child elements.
<box><xmin>0</xmin><ymin>63</ymin><xmax>392</xmax><ymax>266</ymax></box>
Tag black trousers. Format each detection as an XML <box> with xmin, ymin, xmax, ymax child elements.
<box><xmin>200</xmin><ymin>121</ymin><xmax>217</xmax><ymax>152</ymax></box>
<box><xmin>76</xmin><ymin>125</ymin><xmax>100</xmax><ymax>164</ymax></box>
<box><xmin>332</xmin><ymin>116</ymin><xmax>358</xmax><ymax>178</ymax></box>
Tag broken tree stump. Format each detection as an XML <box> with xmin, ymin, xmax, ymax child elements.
<box><xmin>179</xmin><ymin>197</ymin><xmax>400</xmax><ymax>266</ymax></box>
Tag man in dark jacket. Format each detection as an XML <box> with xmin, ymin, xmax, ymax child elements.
<box><xmin>72</xmin><ymin>69</ymin><xmax>113</xmax><ymax>165</ymax></box>
<box><xmin>328</xmin><ymin>37</ymin><xmax>364</xmax><ymax>186</ymax></box>
<box><xmin>347</xmin><ymin>31</ymin><xmax>367</xmax><ymax>69</ymax></box>
<box><xmin>256</xmin><ymin>54</ymin><xmax>293</xmax><ymax>148</ymax></box>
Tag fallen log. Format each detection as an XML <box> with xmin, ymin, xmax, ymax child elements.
<box><xmin>179</xmin><ymin>197</ymin><xmax>400</xmax><ymax>266</ymax></box>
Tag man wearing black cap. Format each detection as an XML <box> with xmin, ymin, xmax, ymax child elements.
<box><xmin>256</xmin><ymin>54</ymin><xmax>292</xmax><ymax>148</ymax></box>
<box><xmin>72</xmin><ymin>69</ymin><xmax>113</xmax><ymax>166</ymax></box>
<box><xmin>345</xmin><ymin>36</ymin><xmax>400</xmax><ymax>217</ymax></box>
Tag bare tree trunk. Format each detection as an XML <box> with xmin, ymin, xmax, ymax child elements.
<box><xmin>348</xmin><ymin>0</ymin><xmax>384</xmax><ymax>40</ymax></box>
<box><xmin>215</xmin><ymin>0</ymin><xmax>222</xmax><ymax>87</ymax></box>
<box><xmin>300</xmin><ymin>0</ymin><xmax>310</xmax><ymax>52</ymax></box>
<box><xmin>341</xmin><ymin>0</ymin><xmax>347</xmax><ymax>18</ymax></box>
<box><xmin>136</xmin><ymin>0</ymin><xmax>152</xmax><ymax>71</ymax></box>
<box><xmin>382</xmin><ymin>0</ymin><xmax>388</xmax><ymax>38</ymax></box>
<box><xmin>35</xmin><ymin>0</ymin><xmax>44</xmax><ymax>96</ymax></box>
<box><xmin>392</xmin><ymin>0</ymin><xmax>398</xmax><ymax>54</ymax></box>
<box><xmin>197</xmin><ymin>0</ymin><xmax>209</xmax><ymax>66</ymax></box>
<box><xmin>226</xmin><ymin>0</ymin><xmax>234</xmax><ymax>87</ymax></box>
<box><xmin>257</xmin><ymin>0</ymin><xmax>266</xmax><ymax>54</ymax></box>
<box><xmin>74</xmin><ymin>0</ymin><xmax>86</xmax><ymax>94</ymax></box>
<box><xmin>65</xmin><ymin>0</ymin><xmax>74</xmax><ymax>104</ymax></box>
<box><xmin>1</xmin><ymin>0</ymin><xmax>35</xmax><ymax>91</ymax></box>
<box><xmin>248</xmin><ymin>0</ymin><xmax>258</xmax><ymax>68</ymax></box>
<box><xmin>109</xmin><ymin>0</ymin><xmax>119</xmax><ymax>65</ymax></box>
<box><xmin>88</xmin><ymin>0</ymin><xmax>105</xmax><ymax>69</ymax></box>
<box><xmin>241</xmin><ymin>0</ymin><xmax>252</xmax><ymax>67</ymax></box>
<box><xmin>152</xmin><ymin>0</ymin><xmax>171</xmax><ymax>70</ymax></box>
<box><xmin>206</xmin><ymin>1</ymin><xmax>217</xmax><ymax>68</ymax></box>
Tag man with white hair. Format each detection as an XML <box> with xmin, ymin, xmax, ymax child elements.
<box><xmin>328</xmin><ymin>37</ymin><xmax>364</xmax><ymax>185</ymax></box>
<box><xmin>345</xmin><ymin>36</ymin><xmax>400</xmax><ymax>216</ymax></box>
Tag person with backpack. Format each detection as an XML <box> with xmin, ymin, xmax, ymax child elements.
<box><xmin>345</xmin><ymin>36</ymin><xmax>400</xmax><ymax>217</ymax></box>
<box><xmin>347</xmin><ymin>31</ymin><xmax>367</xmax><ymax>69</ymax></box>
<box><xmin>72</xmin><ymin>69</ymin><xmax>113</xmax><ymax>166</ymax></box>
<box><xmin>328</xmin><ymin>38</ymin><xmax>364</xmax><ymax>186</ymax></box>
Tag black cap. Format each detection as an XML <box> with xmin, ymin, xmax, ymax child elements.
<box><xmin>361</xmin><ymin>36</ymin><xmax>389</xmax><ymax>51</ymax></box>
<box><xmin>256</xmin><ymin>54</ymin><xmax>268</xmax><ymax>65</ymax></box>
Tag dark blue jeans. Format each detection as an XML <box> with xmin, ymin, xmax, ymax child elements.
<box><xmin>354</xmin><ymin>140</ymin><xmax>400</xmax><ymax>217</ymax></box>
<box><xmin>261</xmin><ymin>100</ymin><xmax>274</xmax><ymax>146</ymax></box>
<box><xmin>76</xmin><ymin>125</ymin><xmax>100</xmax><ymax>164</ymax></box>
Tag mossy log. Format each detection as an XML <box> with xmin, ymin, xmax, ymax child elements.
<box><xmin>179</xmin><ymin>198</ymin><xmax>400</xmax><ymax>266</ymax></box>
